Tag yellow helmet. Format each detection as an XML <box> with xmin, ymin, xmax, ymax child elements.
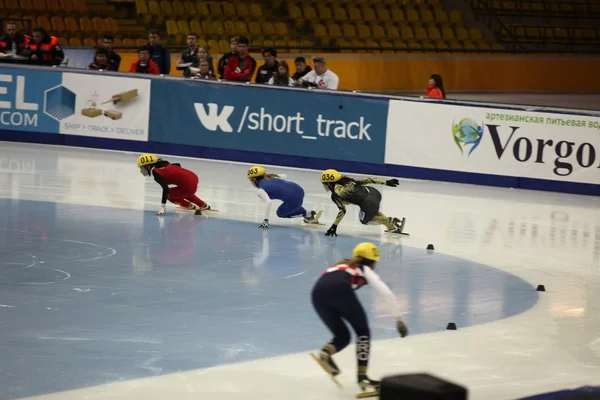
<box><xmin>137</xmin><ymin>154</ymin><xmax>159</xmax><ymax>168</ymax></box>
<box><xmin>353</xmin><ymin>242</ymin><xmax>380</xmax><ymax>261</ymax></box>
<box><xmin>321</xmin><ymin>169</ymin><xmax>342</xmax><ymax>183</ymax></box>
<box><xmin>247</xmin><ymin>166</ymin><xmax>267</xmax><ymax>179</ymax></box>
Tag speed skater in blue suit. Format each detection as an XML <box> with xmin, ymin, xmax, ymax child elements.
<box><xmin>247</xmin><ymin>166</ymin><xmax>323</xmax><ymax>229</ymax></box>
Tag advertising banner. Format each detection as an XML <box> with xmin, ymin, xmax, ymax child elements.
<box><xmin>0</xmin><ymin>68</ymin><xmax>150</xmax><ymax>141</ymax></box>
<box><xmin>149</xmin><ymin>80</ymin><xmax>388</xmax><ymax>163</ymax></box>
<box><xmin>385</xmin><ymin>100</ymin><xmax>600</xmax><ymax>184</ymax></box>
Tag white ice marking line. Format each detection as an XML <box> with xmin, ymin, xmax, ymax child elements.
<box><xmin>0</xmin><ymin>304</ymin><xmax>15</xmax><ymax>308</ymax></box>
<box><xmin>282</xmin><ymin>270</ymin><xmax>306</xmax><ymax>279</ymax></box>
<box><xmin>73</xmin><ymin>288</ymin><xmax>92</xmax><ymax>292</ymax></box>
<box><xmin>24</xmin><ymin>267</ymin><xmax>71</xmax><ymax>285</ymax></box>
<box><xmin>301</xmin><ymin>136</ymin><xmax>317</xmax><ymax>140</ymax></box>
<box><xmin>237</xmin><ymin>105</ymin><xmax>249</xmax><ymax>133</ymax></box>
<box><xmin>61</xmin><ymin>240</ymin><xmax>117</xmax><ymax>261</ymax></box>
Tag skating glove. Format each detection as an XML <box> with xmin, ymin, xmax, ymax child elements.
<box><xmin>156</xmin><ymin>204</ymin><xmax>166</xmax><ymax>216</ymax></box>
<box><xmin>396</xmin><ymin>318</ymin><xmax>408</xmax><ymax>337</ymax></box>
<box><xmin>259</xmin><ymin>219</ymin><xmax>269</xmax><ymax>229</ymax></box>
<box><xmin>325</xmin><ymin>224</ymin><xmax>338</xmax><ymax>237</ymax></box>
<box><xmin>386</xmin><ymin>179</ymin><xmax>400</xmax><ymax>187</ymax></box>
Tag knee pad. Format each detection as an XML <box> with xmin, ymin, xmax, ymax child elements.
<box><xmin>359</xmin><ymin>211</ymin><xmax>369</xmax><ymax>225</ymax></box>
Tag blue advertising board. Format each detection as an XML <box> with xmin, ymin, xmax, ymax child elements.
<box><xmin>0</xmin><ymin>68</ymin><xmax>64</xmax><ymax>134</ymax></box>
<box><xmin>149</xmin><ymin>80</ymin><xmax>388</xmax><ymax>164</ymax></box>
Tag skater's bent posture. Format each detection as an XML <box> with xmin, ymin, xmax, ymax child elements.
<box><xmin>247</xmin><ymin>166</ymin><xmax>321</xmax><ymax>229</ymax></box>
<box><xmin>320</xmin><ymin>169</ymin><xmax>406</xmax><ymax>237</ymax></box>
<box><xmin>137</xmin><ymin>154</ymin><xmax>211</xmax><ymax>216</ymax></box>
<box><xmin>311</xmin><ymin>242</ymin><xmax>408</xmax><ymax>391</ymax></box>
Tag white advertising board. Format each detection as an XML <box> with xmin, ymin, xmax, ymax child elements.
<box><xmin>58</xmin><ymin>73</ymin><xmax>151</xmax><ymax>141</ymax></box>
<box><xmin>385</xmin><ymin>100</ymin><xmax>600</xmax><ymax>184</ymax></box>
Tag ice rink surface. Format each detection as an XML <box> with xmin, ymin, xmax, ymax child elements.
<box><xmin>0</xmin><ymin>142</ymin><xmax>599</xmax><ymax>400</ymax></box>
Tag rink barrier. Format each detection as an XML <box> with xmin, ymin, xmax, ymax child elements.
<box><xmin>1</xmin><ymin>64</ymin><xmax>600</xmax><ymax>196</ymax></box>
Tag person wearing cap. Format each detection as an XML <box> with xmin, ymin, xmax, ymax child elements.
<box><xmin>297</xmin><ymin>56</ymin><xmax>339</xmax><ymax>90</ymax></box>
<box><xmin>310</xmin><ymin>242</ymin><xmax>408</xmax><ymax>393</ymax></box>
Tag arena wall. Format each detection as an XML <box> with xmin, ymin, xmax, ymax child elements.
<box><xmin>1</xmin><ymin>64</ymin><xmax>599</xmax><ymax>196</ymax></box>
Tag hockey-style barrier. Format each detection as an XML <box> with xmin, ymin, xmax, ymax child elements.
<box><xmin>1</xmin><ymin>63</ymin><xmax>600</xmax><ymax>198</ymax></box>
<box><xmin>1</xmin><ymin>64</ymin><xmax>600</xmax><ymax>399</ymax></box>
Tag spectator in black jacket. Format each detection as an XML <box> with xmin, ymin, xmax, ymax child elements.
<box><xmin>147</xmin><ymin>29</ymin><xmax>170</xmax><ymax>74</ymax></box>
<box><xmin>217</xmin><ymin>36</ymin><xmax>238</xmax><ymax>79</ymax></box>
<box><xmin>101</xmin><ymin>34</ymin><xmax>121</xmax><ymax>70</ymax></box>
<box><xmin>0</xmin><ymin>21</ymin><xmax>30</xmax><ymax>55</ymax></box>
<box><xmin>255</xmin><ymin>48</ymin><xmax>279</xmax><ymax>84</ymax></box>
<box><xmin>292</xmin><ymin>57</ymin><xmax>313</xmax><ymax>87</ymax></box>
<box><xmin>88</xmin><ymin>47</ymin><xmax>114</xmax><ymax>70</ymax></box>
<box><xmin>176</xmin><ymin>32</ymin><xmax>199</xmax><ymax>77</ymax></box>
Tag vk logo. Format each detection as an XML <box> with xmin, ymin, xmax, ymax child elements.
<box><xmin>194</xmin><ymin>102</ymin><xmax>234</xmax><ymax>132</ymax></box>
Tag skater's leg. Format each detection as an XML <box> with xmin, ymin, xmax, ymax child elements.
<box><xmin>312</xmin><ymin>288</ymin><xmax>351</xmax><ymax>354</ymax></box>
<box><xmin>168</xmin><ymin>187</ymin><xmax>192</xmax><ymax>208</ymax></box>
<box><xmin>185</xmin><ymin>194</ymin><xmax>207</xmax><ymax>209</ymax></box>
<box><xmin>337</xmin><ymin>292</ymin><xmax>372</xmax><ymax>379</ymax></box>
<box><xmin>276</xmin><ymin>195</ymin><xmax>307</xmax><ymax>219</ymax></box>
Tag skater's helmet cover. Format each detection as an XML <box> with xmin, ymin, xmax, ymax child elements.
<box><xmin>321</xmin><ymin>169</ymin><xmax>342</xmax><ymax>183</ymax></box>
<box><xmin>353</xmin><ymin>242</ymin><xmax>380</xmax><ymax>261</ymax></box>
<box><xmin>247</xmin><ymin>166</ymin><xmax>267</xmax><ymax>179</ymax></box>
<box><xmin>137</xmin><ymin>154</ymin><xmax>159</xmax><ymax>167</ymax></box>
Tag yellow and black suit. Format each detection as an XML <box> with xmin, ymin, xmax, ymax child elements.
<box><xmin>327</xmin><ymin>178</ymin><xmax>399</xmax><ymax>236</ymax></box>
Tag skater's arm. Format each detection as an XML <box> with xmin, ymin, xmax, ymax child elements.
<box><xmin>256</xmin><ymin>189</ymin><xmax>273</xmax><ymax>220</ymax></box>
<box><xmin>356</xmin><ymin>177</ymin><xmax>387</xmax><ymax>185</ymax></box>
<box><xmin>332</xmin><ymin>198</ymin><xmax>347</xmax><ymax>226</ymax></box>
<box><xmin>152</xmin><ymin>171</ymin><xmax>169</xmax><ymax>205</ymax></box>
<box><xmin>363</xmin><ymin>267</ymin><xmax>403</xmax><ymax>319</ymax></box>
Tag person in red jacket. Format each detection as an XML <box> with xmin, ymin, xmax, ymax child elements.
<box><xmin>129</xmin><ymin>46</ymin><xmax>160</xmax><ymax>75</ymax></box>
<box><xmin>223</xmin><ymin>36</ymin><xmax>257</xmax><ymax>82</ymax></box>
<box><xmin>23</xmin><ymin>27</ymin><xmax>64</xmax><ymax>66</ymax></box>
<box><xmin>137</xmin><ymin>154</ymin><xmax>212</xmax><ymax>216</ymax></box>
<box><xmin>426</xmin><ymin>74</ymin><xmax>446</xmax><ymax>99</ymax></box>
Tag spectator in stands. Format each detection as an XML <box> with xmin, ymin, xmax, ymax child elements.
<box><xmin>224</xmin><ymin>36</ymin><xmax>257</xmax><ymax>82</ymax></box>
<box><xmin>147</xmin><ymin>29</ymin><xmax>170</xmax><ymax>74</ymax></box>
<box><xmin>0</xmin><ymin>21</ymin><xmax>30</xmax><ymax>55</ymax></box>
<box><xmin>291</xmin><ymin>56</ymin><xmax>312</xmax><ymax>86</ymax></box>
<box><xmin>88</xmin><ymin>48</ymin><xmax>113</xmax><ymax>71</ymax></box>
<box><xmin>268</xmin><ymin>61</ymin><xmax>294</xmax><ymax>86</ymax></box>
<box><xmin>129</xmin><ymin>46</ymin><xmax>159</xmax><ymax>74</ymax></box>
<box><xmin>191</xmin><ymin>60</ymin><xmax>216</xmax><ymax>80</ymax></box>
<box><xmin>297</xmin><ymin>56</ymin><xmax>339</xmax><ymax>90</ymax></box>
<box><xmin>176</xmin><ymin>32</ymin><xmax>200</xmax><ymax>77</ymax></box>
<box><xmin>102</xmin><ymin>34</ymin><xmax>121</xmax><ymax>70</ymax></box>
<box><xmin>22</xmin><ymin>27</ymin><xmax>64</xmax><ymax>66</ymax></box>
<box><xmin>196</xmin><ymin>46</ymin><xmax>214</xmax><ymax>74</ymax></box>
<box><xmin>426</xmin><ymin>74</ymin><xmax>446</xmax><ymax>99</ymax></box>
<box><xmin>217</xmin><ymin>37</ymin><xmax>238</xmax><ymax>79</ymax></box>
<box><xmin>255</xmin><ymin>48</ymin><xmax>279</xmax><ymax>84</ymax></box>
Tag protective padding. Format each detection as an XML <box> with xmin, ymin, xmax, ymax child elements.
<box><xmin>380</xmin><ymin>373</ymin><xmax>468</xmax><ymax>400</ymax></box>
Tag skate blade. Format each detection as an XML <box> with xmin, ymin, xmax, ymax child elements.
<box><xmin>202</xmin><ymin>208</ymin><xmax>219</xmax><ymax>213</ymax></box>
<box><xmin>356</xmin><ymin>391</ymin><xmax>379</xmax><ymax>398</ymax></box>
<box><xmin>309</xmin><ymin>353</ymin><xmax>343</xmax><ymax>389</ymax></box>
<box><xmin>302</xmin><ymin>221</ymin><xmax>327</xmax><ymax>227</ymax></box>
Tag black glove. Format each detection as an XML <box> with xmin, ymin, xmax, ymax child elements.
<box><xmin>386</xmin><ymin>179</ymin><xmax>399</xmax><ymax>187</ymax></box>
<box><xmin>396</xmin><ymin>318</ymin><xmax>408</xmax><ymax>337</ymax></box>
<box><xmin>325</xmin><ymin>224</ymin><xmax>338</xmax><ymax>237</ymax></box>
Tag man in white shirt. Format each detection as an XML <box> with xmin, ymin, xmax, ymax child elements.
<box><xmin>297</xmin><ymin>56</ymin><xmax>339</xmax><ymax>90</ymax></box>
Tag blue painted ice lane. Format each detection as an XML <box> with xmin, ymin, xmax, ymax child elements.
<box><xmin>0</xmin><ymin>199</ymin><xmax>539</xmax><ymax>400</ymax></box>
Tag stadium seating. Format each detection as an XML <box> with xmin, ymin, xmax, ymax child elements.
<box><xmin>3</xmin><ymin>0</ymin><xmax>503</xmax><ymax>53</ymax></box>
<box><xmin>471</xmin><ymin>0</ymin><xmax>600</xmax><ymax>50</ymax></box>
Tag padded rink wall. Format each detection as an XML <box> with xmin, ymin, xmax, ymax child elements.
<box><xmin>1</xmin><ymin>63</ymin><xmax>600</xmax><ymax>196</ymax></box>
